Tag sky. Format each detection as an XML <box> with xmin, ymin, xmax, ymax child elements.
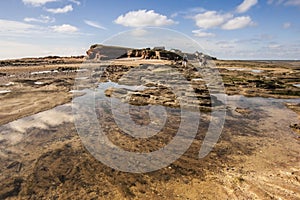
<box><xmin>0</xmin><ymin>0</ymin><xmax>300</xmax><ymax>60</ymax></box>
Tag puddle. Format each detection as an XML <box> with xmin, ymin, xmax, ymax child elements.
<box><xmin>191</xmin><ymin>78</ymin><xmax>204</xmax><ymax>81</ymax></box>
<box><xmin>31</xmin><ymin>70</ymin><xmax>58</xmax><ymax>75</ymax></box>
<box><xmin>226</xmin><ymin>95</ymin><xmax>299</xmax><ymax>108</ymax></box>
<box><xmin>75</xmin><ymin>77</ymin><xmax>89</xmax><ymax>80</ymax></box>
<box><xmin>0</xmin><ymin>104</ymin><xmax>73</xmax><ymax>147</ymax></box>
<box><xmin>75</xmin><ymin>69</ymin><xmax>89</xmax><ymax>72</ymax></box>
<box><xmin>0</xmin><ymin>104</ymin><xmax>75</xmax><ymax>164</ymax></box>
<box><xmin>226</xmin><ymin>68</ymin><xmax>245</xmax><ymax>71</ymax></box>
<box><xmin>226</xmin><ymin>68</ymin><xmax>264</xmax><ymax>73</ymax></box>
<box><xmin>251</xmin><ymin>69</ymin><xmax>264</xmax><ymax>73</ymax></box>
<box><xmin>1</xmin><ymin>77</ymin><xmax>299</xmax><ymax>160</ymax></box>
<box><xmin>99</xmin><ymin>81</ymin><xmax>147</xmax><ymax>91</ymax></box>
<box><xmin>0</xmin><ymin>90</ymin><xmax>11</xmax><ymax>94</ymax></box>
<box><xmin>61</xmin><ymin>69</ymin><xmax>89</xmax><ymax>73</ymax></box>
<box><xmin>34</xmin><ymin>81</ymin><xmax>45</xmax><ymax>85</ymax></box>
<box><xmin>293</xmin><ymin>84</ymin><xmax>300</xmax><ymax>88</ymax></box>
<box><xmin>3</xmin><ymin>82</ymin><xmax>14</xmax><ymax>86</ymax></box>
<box><xmin>226</xmin><ymin>95</ymin><xmax>300</xmax><ymax>132</ymax></box>
<box><xmin>9</xmin><ymin>106</ymin><xmax>73</xmax><ymax>133</ymax></box>
<box><xmin>69</xmin><ymin>90</ymin><xmax>82</xmax><ymax>93</ymax></box>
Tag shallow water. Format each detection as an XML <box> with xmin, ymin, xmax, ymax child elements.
<box><xmin>1</xmin><ymin>77</ymin><xmax>299</xmax><ymax>161</ymax></box>
<box><xmin>98</xmin><ymin>81</ymin><xmax>148</xmax><ymax>91</ymax></box>
<box><xmin>0</xmin><ymin>90</ymin><xmax>11</xmax><ymax>94</ymax></box>
<box><xmin>191</xmin><ymin>78</ymin><xmax>204</xmax><ymax>81</ymax></box>
<box><xmin>30</xmin><ymin>70</ymin><xmax>58</xmax><ymax>75</ymax></box>
<box><xmin>225</xmin><ymin>68</ymin><xmax>264</xmax><ymax>73</ymax></box>
<box><xmin>226</xmin><ymin>68</ymin><xmax>245</xmax><ymax>71</ymax></box>
<box><xmin>1</xmin><ymin>80</ymin><xmax>299</xmax><ymax>141</ymax></box>
<box><xmin>251</xmin><ymin>69</ymin><xmax>264</xmax><ymax>73</ymax></box>
<box><xmin>293</xmin><ymin>84</ymin><xmax>300</xmax><ymax>88</ymax></box>
<box><xmin>2</xmin><ymin>82</ymin><xmax>14</xmax><ymax>86</ymax></box>
<box><xmin>34</xmin><ymin>81</ymin><xmax>44</xmax><ymax>85</ymax></box>
<box><xmin>0</xmin><ymin>104</ymin><xmax>74</xmax><ymax>146</ymax></box>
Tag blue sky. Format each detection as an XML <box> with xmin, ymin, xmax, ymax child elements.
<box><xmin>0</xmin><ymin>0</ymin><xmax>299</xmax><ymax>60</ymax></box>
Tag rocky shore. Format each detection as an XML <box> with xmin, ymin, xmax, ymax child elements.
<box><xmin>0</xmin><ymin>48</ymin><xmax>299</xmax><ymax>199</ymax></box>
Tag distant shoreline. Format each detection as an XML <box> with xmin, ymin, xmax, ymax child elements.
<box><xmin>0</xmin><ymin>55</ymin><xmax>86</xmax><ymax>62</ymax></box>
<box><xmin>0</xmin><ymin>56</ymin><xmax>298</xmax><ymax>62</ymax></box>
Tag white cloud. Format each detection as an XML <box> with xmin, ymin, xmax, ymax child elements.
<box><xmin>114</xmin><ymin>10</ymin><xmax>176</xmax><ymax>27</ymax></box>
<box><xmin>22</xmin><ymin>0</ymin><xmax>58</xmax><ymax>7</ymax></box>
<box><xmin>198</xmin><ymin>39</ymin><xmax>300</xmax><ymax>60</ymax></box>
<box><xmin>24</xmin><ymin>15</ymin><xmax>55</xmax><ymax>23</ymax></box>
<box><xmin>69</xmin><ymin>0</ymin><xmax>80</xmax><ymax>5</ymax></box>
<box><xmin>192</xmin><ymin>30</ymin><xmax>215</xmax><ymax>37</ymax></box>
<box><xmin>45</xmin><ymin>4</ymin><xmax>73</xmax><ymax>14</ymax></box>
<box><xmin>267</xmin><ymin>0</ymin><xmax>285</xmax><ymax>5</ymax></box>
<box><xmin>0</xmin><ymin>19</ymin><xmax>36</xmax><ymax>34</ymax></box>
<box><xmin>268</xmin><ymin>44</ymin><xmax>281</xmax><ymax>49</ymax></box>
<box><xmin>283</xmin><ymin>22</ymin><xmax>291</xmax><ymax>29</ymax></box>
<box><xmin>0</xmin><ymin>20</ymin><xmax>78</xmax><ymax>40</ymax></box>
<box><xmin>194</xmin><ymin>11</ymin><xmax>233</xmax><ymax>29</ymax></box>
<box><xmin>267</xmin><ymin>0</ymin><xmax>300</xmax><ymax>6</ymax></box>
<box><xmin>0</xmin><ymin>19</ymin><xmax>81</xmax><ymax>36</ymax></box>
<box><xmin>236</xmin><ymin>0</ymin><xmax>258</xmax><ymax>13</ymax></box>
<box><xmin>84</xmin><ymin>20</ymin><xmax>106</xmax><ymax>30</ymax></box>
<box><xmin>51</xmin><ymin>24</ymin><xmax>78</xmax><ymax>33</ymax></box>
<box><xmin>222</xmin><ymin>16</ymin><xmax>254</xmax><ymax>30</ymax></box>
<box><xmin>130</xmin><ymin>29</ymin><xmax>149</xmax><ymax>37</ymax></box>
<box><xmin>189</xmin><ymin>7</ymin><xmax>207</xmax><ymax>13</ymax></box>
<box><xmin>171</xmin><ymin>7</ymin><xmax>206</xmax><ymax>19</ymax></box>
<box><xmin>285</xmin><ymin>0</ymin><xmax>300</xmax><ymax>6</ymax></box>
<box><xmin>192</xmin><ymin>10</ymin><xmax>256</xmax><ymax>32</ymax></box>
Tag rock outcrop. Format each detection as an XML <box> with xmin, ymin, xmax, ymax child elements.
<box><xmin>120</xmin><ymin>48</ymin><xmax>183</xmax><ymax>60</ymax></box>
<box><xmin>86</xmin><ymin>44</ymin><xmax>217</xmax><ymax>62</ymax></box>
<box><xmin>86</xmin><ymin>44</ymin><xmax>130</xmax><ymax>60</ymax></box>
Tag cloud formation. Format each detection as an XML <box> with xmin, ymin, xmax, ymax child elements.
<box><xmin>51</xmin><ymin>24</ymin><xmax>78</xmax><ymax>33</ymax></box>
<box><xmin>194</xmin><ymin>11</ymin><xmax>233</xmax><ymax>29</ymax></box>
<box><xmin>22</xmin><ymin>0</ymin><xmax>57</xmax><ymax>7</ymax></box>
<box><xmin>285</xmin><ymin>0</ymin><xmax>300</xmax><ymax>6</ymax></box>
<box><xmin>0</xmin><ymin>19</ymin><xmax>36</xmax><ymax>34</ymax></box>
<box><xmin>22</xmin><ymin>0</ymin><xmax>80</xmax><ymax>6</ymax></box>
<box><xmin>268</xmin><ymin>0</ymin><xmax>300</xmax><ymax>6</ymax></box>
<box><xmin>84</xmin><ymin>20</ymin><xmax>106</xmax><ymax>30</ymax></box>
<box><xmin>114</xmin><ymin>10</ymin><xmax>176</xmax><ymax>27</ymax></box>
<box><xmin>0</xmin><ymin>19</ymin><xmax>80</xmax><ymax>36</ymax></box>
<box><xmin>24</xmin><ymin>15</ymin><xmax>55</xmax><ymax>23</ymax></box>
<box><xmin>193</xmin><ymin>9</ymin><xmax>255</xmax><ymax>31</ymax></box>
<box><xmin>69</xmin><ymin>0</ymin><xmax>80</xmax><ymax>5</ymax></box>
<box><xmin>222</xmin><ymin>16</ymin><xmax>255</xmax><ymax>30</ymax></box>
<box><xmin>130</xmin><ymin>29</ymin><xmax>149</xmax><ymax>37</ymax></box>
<box><xmin>236</xmin><ymin>0</ymin><xmax>258</xmax><ymax>13</ymax></box>
<box><xmin>192</xmin><ymin>30</ymin><xmax>215</xmax><ymax>37</ymax></box>
<box><xmin>45</xmin><ymin>4</ymin><xmax>73</xmax><ymax>14</ymax></box>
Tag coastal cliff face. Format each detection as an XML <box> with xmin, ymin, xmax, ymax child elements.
<box><xmin>86</xmin><ymin>44</ymin><xmax>130</xmax><ymax>60</ymax></box>
<box><xmin>86</xmin><ymin>44</ymin><xmax>182</xmax><ymax>60</ymax></box>
<box><xmin>85</xmin><ymin>44</ymin><xmax>216</xmax><ymax>61</ymax></box>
